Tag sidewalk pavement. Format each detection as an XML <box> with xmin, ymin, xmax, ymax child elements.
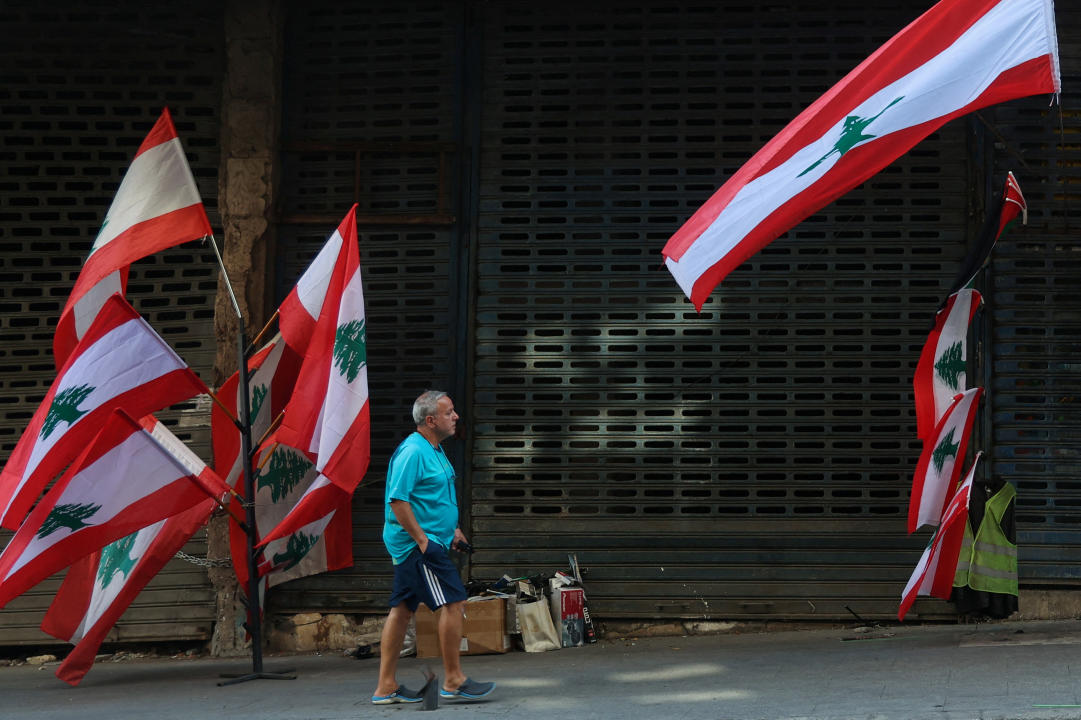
<box><xmin>6</xmin><ymin>618</ymin><xmax>1081</xmax><ymax>720</ymax></box>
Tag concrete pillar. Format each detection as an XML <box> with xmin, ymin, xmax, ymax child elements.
<box><xmin>208</xmin><ymin>0</ymin><xmax>283</xmax><ymax>657</ymax></box>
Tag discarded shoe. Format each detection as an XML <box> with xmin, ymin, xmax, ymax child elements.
<box><xmin>371</xmin><ymin>685</ymin><xmax>424</xmax><ymax>704</ymax></box>
<box><xmin>440</xmin><ymin>678</ymin><xmax>495</xmax><ymax>700</ymax></box>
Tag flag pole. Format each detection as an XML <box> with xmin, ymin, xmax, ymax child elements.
<box><xmin>247</xmin><ymin>309</ymin><xmax>280</xmax><ymax>354</ymax></box>
<box><xmin>205</xmin><ymin>388</ymin><xmax>240</xmax><ymax>427</ymax></box>
<box><xmin>208</xmin><ymin>234</ymin><xmax>296</xmax><ymax>685</ymax></box>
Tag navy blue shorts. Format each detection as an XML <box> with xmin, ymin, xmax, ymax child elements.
<box><xmin>389</xmin><ymin>543</ymin><xmax>467</xmax><ymax>612</ymax></box>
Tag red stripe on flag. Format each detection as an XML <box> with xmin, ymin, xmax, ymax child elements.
<box><xmin>39</xmin><ymin>551</ymin><xmax>98</xmax><ymax>643</ymax></box>
<box><xmin>64</xmin><ymin>205</ymin><xmax>212</xmax><ymax>316</ymax></box>
<box><xmin>134</xmin><ymin>107</ymin><xmax>179</xmax><ymax>158</ymax></box>
<box><xmin>317</xmin><ymin>401</ymin><xmax>371</xmax><ymax>494</ymax></box>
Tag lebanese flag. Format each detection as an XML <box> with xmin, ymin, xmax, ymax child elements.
<box><xmin>909</xmin><ymin>386</ymin><xmax>983</xmax><ymax>532</ymax></box>
<box><xmin>211</xmin><ymin>334</ymin><xmax>302</xmax><ymax>496</ymax></box>
<box><xmin>277</xmin><ymin>206</ymin><xmax>371</xmax><ymax>496</ymax></box>
<box><xmin>54</xmin><ymin>108</ymin><xmax>212</xmax><ymax>366</ymax></box>
<box><xmin>0</xmin><ymin>409</ymin><xmax>229</xmax><ymax>608</ymax></box>
<box><xmin>947</xmin><ymin>171</ymin><xmax>1028</xmax><ymax>294</ymax></box>
<box><xmin>662</xmin><ymin>0</ymin><xmax>1060</xmax><ymax>310</ymax></box>
<box><xmin>229</xmin><ymin>438</ymin><xmax>351</xmax><ymax>595</ymax></box>
<box><xmin>278</xmin><ymin>209</ymin><xmax>350</xmax><ymax>353</ymax></box>
<box><xmin>40</xmin><ymin>497</ymin><xmax>216</xmax><ymax>686</ymax></box>
<box><xmin>899</xmin><ymin>453</ymin><xmax>979</xmax><ymax>621</ymax></box>
<box><xmin>265</xmin><ymin>500</ymin><xmax>351</xmax><ymax>589</ymax></box>
<box><xmin>0</xmin><ymin>294</ymin><xmax>210</xmax><ymax>530</ymax></box>
<box><xmin>914</xmin><ymin>288</ymin><xmax>982</xmax><ymax>441</ymax></box>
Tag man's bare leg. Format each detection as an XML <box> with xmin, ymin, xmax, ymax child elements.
<box><xmin>438</xmin><ymin>600</ymin><xmax>467</xmax><ymax>691</ymax></box>
<box><xmin>375</xmin><ymin>604</ymin><xmax>414</xmax><ymax>696</ymax></box>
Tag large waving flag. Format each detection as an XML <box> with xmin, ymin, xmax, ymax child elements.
<box><xmin>40</xmin><ymin>497</ymin><xmax>216</xmax><ymax>686</ymax></box>
<box><xmin>0</xmin><ymin>409</ymin><xmax>228</xmax><ymax>608</ymax></box>
<box><xmin>277</xmin><ymin>206</ymin><xmax>371</xmax><ymax>496</ymax></box>
<box><xmin>899</xmin><ymin>453</ymin><xmax>979</xmax><ymax>620</ymax></box>
<box><xmin>914</xmin><ymin>288</ymin><xmax>982</xmax><ymax>441</ymax></box>
<box><xmin>54</xmin><ymin>108</ymin><xmax>212</xmax><ymax>366</ymax></box>
<box><xmin>909</xmin><ymin>386</ymin><xmax>983</xmax><ymax>532</ymax></box>
<box><xmin>0</xmin><ymin>294</ymin><xmax>210</xmax><ymax>529</ymax></box>
<box><xmin>662</xmin><ymin>0</ymin><xmax>1060</xmax><ymax>309</ymax></box>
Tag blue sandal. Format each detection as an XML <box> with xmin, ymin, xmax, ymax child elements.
<box><xmin>440</xmin><ymin>678</ymin><xmax>496</xmax><ymax>700</ymax></box>
<box><xmin>372</xmin><ymin>685</ymin><xmax>423</xmax><ymax>704</ymax></box>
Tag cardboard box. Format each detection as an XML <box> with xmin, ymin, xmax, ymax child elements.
<box><xmin>549</xmin><ymin>586</ymin><xmax>585</xmax><ymax>648</ymax></box>
<box><xmin>415</xmin><ymin>596</ymin><xmax>511</xmax><ymax>658</ymax></box>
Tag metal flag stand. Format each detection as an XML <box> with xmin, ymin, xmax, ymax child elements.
<box><xmin>208</xmin><ymin>235</ymin><xmax>296</xmax><ymax>685</ymax></box>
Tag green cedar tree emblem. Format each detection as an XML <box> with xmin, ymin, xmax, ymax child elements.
<box><xmin>271</xmin><ymin>531</ymin><xmax>319</xmax><ymax>572</ymax></box>
<box><xmin>934</xmin><ymin>341</ymin><xmax>965</xmax><ymax>392</ymax></box>
<box><xmin>250</xmin><ymin>383</ymin><xmax>268</xmax><ymax>421</ymax></box>
<box><xmin>257</xmin><ymin>448</ymin><xmax>313</xmax><ymax>503</ymax></box>
<box><xmin>799</xmin><ymin>96</ymin><xmax>904</xmax><ymax>177</ymax></box>
<box><xmin>98</xmin><ymin>532</ymin><xmax>139</xmax><ymax>587</ymax></box>
<box><xmin>931</xmin><ymin>427</ymin><xmax>960</xmax><ymax>474</ymax></box>
<box><xmin>37</xmin><ymin>502</ymin><xmax>101</xmax><ymax>539</ymax></box>
<box><xmin>333</xmin><ymin>319</ymin><xmax>367</xmax><ymax>383</ymax></box>
<box><xmin>41</xmin><ymin>384</ymin><xmax>95</xmax><ymax>439</ymax></box>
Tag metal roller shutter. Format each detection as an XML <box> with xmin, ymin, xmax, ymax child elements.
<box><xmin>271</xmin><ymin>0</ymin><xmax>1079</xmax><ymax>622</ymax></box>
<box><xmin>983</xmin><ymin>2</ymin><xmax>1081</xmax><ymax>585</ymax></box>
<box><xmin>0</xmin><ymin>1</ymin><xmax>223</xmax><ymax>644</ymax></box>
<box><xmin>469</xmin><ymin>0</ymin><xmax>974</xmax><ymax>620</ymax></box>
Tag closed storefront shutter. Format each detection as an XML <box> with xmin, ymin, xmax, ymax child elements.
<box><xmin>270</xmin><ymin>0</ymin><xmax>1081</xmax><ymax>621</ymax></box>
<box><xmin>982</xmin><ymin>2</ymin><xmax>1081</xmax><ymax>585</ymax></box>
<box><xmin>469</xmin><ymin>0</ymin><xmax>973</xmax><ymax>619</ymax></box>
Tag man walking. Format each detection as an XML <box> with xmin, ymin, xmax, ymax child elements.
<box><xmin>371</xmin><ymin>390</ymin><xmax>496</xmax><ymax>705</ymax></box>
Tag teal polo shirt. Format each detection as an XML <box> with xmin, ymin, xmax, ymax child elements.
<box><xmin>382</xmin><ymin>431</ymin><xmax>459</xmax><ymax>564</ymax></box>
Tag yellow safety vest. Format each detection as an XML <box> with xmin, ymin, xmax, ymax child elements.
<box><xmin>953</xmin><ymin>483</ymin><xmax>1017</xmax><ymax>596</ymax></box>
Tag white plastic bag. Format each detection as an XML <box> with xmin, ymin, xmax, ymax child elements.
<box><xmin>516</xmin><ymin>597</ymin><xmax>559</xmax><ymax>652</ymax></box>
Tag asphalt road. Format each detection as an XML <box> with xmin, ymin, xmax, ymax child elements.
<box><xmin>5</xmin><ymin>618</ymin><xmax>1081</xmax><ymax>719</ymax></box>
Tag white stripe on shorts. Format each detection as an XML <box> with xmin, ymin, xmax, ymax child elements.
<box><xmin>423</xmin><ymin>563</ymin><xmax>447</xmax><ymax>607</ymax></box>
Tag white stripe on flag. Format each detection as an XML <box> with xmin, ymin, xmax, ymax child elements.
<box><xmin>293</xmin><ymin>229</ymin><xmax>344</xmax><ymax>321</ymax></box>
<box><xmin>146</xmin><ymin>420</ymin><xmax>208</xmax><ymax>477</ymax></box>
<box><xmin>88</xmin><ymin>138</ymin><xmax>203</xmax><ymax>257</ymax></box>
<box><xmin>314</xmin><ymin>268</ymin><xmax>368</xmax><ymax>469</ymax></box>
